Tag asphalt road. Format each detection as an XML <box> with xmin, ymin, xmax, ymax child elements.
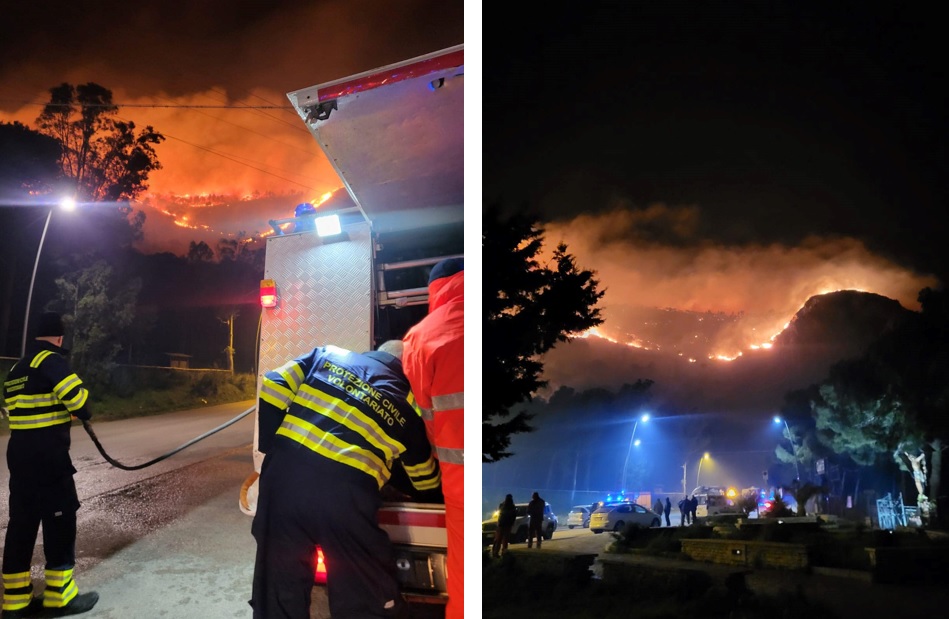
<box><xmin>1</xmin><ymin>402</ymin><xmax>447</xmax><ymax>618</ymax></box>
<box><xmin>0</xmin><ymin>402</ymin><xmax>262</xmax><ymax>617</ymax></box>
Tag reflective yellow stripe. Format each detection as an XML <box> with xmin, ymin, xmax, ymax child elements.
<box><xmin>44</xmin><ymin>568</ymin><xmax>74</xmax><ymax>588</ymax></box>
<box><xmin>403</xmin><ymin>456</ymin><xmax>438</xmax><ymax>478</ymax></box>
<box><xmin>410</xmin><ymin>475</ymin><xmax>442</xmax><ymax>491</ymax></box>
<box><xmin>405</xmin><ymin>391</ymin><xmax>424</xmax><ymax>418</ymax></box>
<box><xmin>276</xmin><ymin>415</ymin><xmax>389</xmax><ymax>487</ymax></box>
<box><xmin>294</xmin><ymin>383</ymin><xmax>404</xmax><ymax>461</ymax></box>
<box><xmin>61</xmin><ymin>388</ymin><xmax>88</xmax><ymax>410</ymax></box>
<box><xmin>42</xmin><ymin>581</ymin><xmax>77</xmax><ymax>607</ymax></box>
<box><xmin>260</xmin><ymin>378</ymin><xmax>295</xmax><ymax>410</ymax></box>
<box><xmin>29</xmin><ymin>350</ymin><xmax>52</xmax><ymax>369</ymax></box>
<box><xmin>7</xmin><ymin>409</ymin><xmax>72</xmax><ymax>429</ymax></box>
<box><xmin>54</xmin><ymin>374</ymin><xmax>80</xmax><ymax>394</ymax></box>
<box><xmin>8</xmin><ymin>393</ymin><xmax>59</xmax><ymax>407</ymax></box>
<box><xmin>2</xmin><ymin>572</ymin><xmax>31</xmax><ymax>589</ymax></box>
<box><xmin>3</xmin><ymin>593</ymin><xmax>33</xmax><ymax>611</ymax></box>
<box><xmin>43</xmin><ymin>568</ymin><xmax>78</xmax><ymax>608</ymax></box>
<box><xmin>273</xmin><ymin>360</ymin><xmax>305</xmax><ymax>392</ymax></box>
<box><xmin>403</xmin><ymin>454</ymin><xmax>441</xmax><ymax>491</ymax></box>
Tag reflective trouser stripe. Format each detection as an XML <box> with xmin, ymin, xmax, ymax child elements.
<box><xmin>2</xmin><ymin>571</ymin><xmax>33</xmax><ymax>611</ymax></box>
<box><xmin>43</xmin><ymin>568</ymin><xmax>78</xmax><ymax>608</ymax></box>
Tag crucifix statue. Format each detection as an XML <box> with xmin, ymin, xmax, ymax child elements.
<box><xmin>905</xmin><ymin>451</ymin><xmax>927</xmax><ymax>497</ymax></box>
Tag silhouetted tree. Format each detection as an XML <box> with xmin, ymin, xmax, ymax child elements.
<box><xmin>0</xmin><ymin>121</ymin><xmax>62</xmax><ymax>195</ymax></box>
<box><xmin>187</xmin><ymin>241</ymin><xmax>215</xmax><ymax>263</ymax></box>
<box><xmin>0</xmin><ymin>122</ymin><xmax>62</xmax><ymax>355</ymax></box>
<box><xmin>483</xmin><ymin>204</ymin><xmax>604</xmax><ymax>462</ymax></box>
<box><xmin>808</xmin><ymin>287</ymin><xmax>949</xmax><ymax>525</ymax></box>
<box><xmin>49</xmin><ymin>259</ymin><xmax>140</xmax><ymax>388</ymax></box>
<box><xmin>35</xmin><ymin>83</ymin><xmax>164</xmax><ymax>204</ymax></box>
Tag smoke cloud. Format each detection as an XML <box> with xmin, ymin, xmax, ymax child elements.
<box><xmin>544</xmin><ymin>204</ymin><xmax>939</xmax><ymax>357</ymax></box>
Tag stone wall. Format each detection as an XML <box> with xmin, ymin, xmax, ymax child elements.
<box><xmin>680</xmin><ymin>538</ymin><xmax>809</xmax><ymax>570</ymax></box>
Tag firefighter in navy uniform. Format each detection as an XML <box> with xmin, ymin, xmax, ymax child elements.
<box><xmin>250</xmin><ymin>340</ymin><xmax>441</xmax><ymax>619</ymax></box>
<box><xmin>1</xmin><ymin>312</ymin><xmax>99</xmax><ymax>618</ymax></box>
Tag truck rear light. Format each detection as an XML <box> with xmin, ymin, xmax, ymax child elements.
<box><xmin>314</xmin><ymin>546</ymin><xmax>327</xmax><ymax>584</ymax></box>
<box><xmin>260</xmin><ymin>279</ymin><xmax>277</xmax><ymax>308</ymax></box>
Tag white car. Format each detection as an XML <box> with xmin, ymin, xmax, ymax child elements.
<box><xmin>482</xmin><ymin>502</ymin><xmax>558</xmax><ymax>545</ymax></box>
<box><xmin>589</xmin><ymin>501</ymin><xmax>662</xmax><ymax>534</ymax></box>
<box><xmin>566</xmin><ymin>505</ymin><xmax>592</xmax><ymax>529</ymax></box>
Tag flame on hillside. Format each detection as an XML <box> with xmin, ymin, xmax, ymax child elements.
<box><xmin>552</xmin><ymin>206</ymin><xmax>939</xmax><ymax>362</ymax></box>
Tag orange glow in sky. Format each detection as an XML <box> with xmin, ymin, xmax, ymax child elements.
<box><xmin>552</xmin><ymin>207</ymin><xmax>939</xmax><ymax>360</ymax></box>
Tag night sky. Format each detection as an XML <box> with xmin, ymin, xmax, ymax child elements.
<box><xmin>486</xmin><ymin>3</ymin><xmax>947</xmax><ymax>284</ymax></box>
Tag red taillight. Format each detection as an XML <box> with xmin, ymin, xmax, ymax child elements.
<box><xmin>314</xmin><ymin>546</ymin><xmax>327</xmax><ymax>584</ymax></box>
<box><xmin>260</xmin><ymin>279</ymin><xmax>277</xmax><ymax>308</ymax></box>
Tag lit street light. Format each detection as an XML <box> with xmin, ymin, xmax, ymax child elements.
<box><xmin>773</xmin><ymin>415</ymin><xmax>801</xmax><ymax>481</ymax></box>
<box><xmin>695</xmin><ymin>452</ymin><xmax>710</xmax><ymax>489</ymax></box>
<box><xmin>620</xmin><ymin>413</ymin><xmax>649</xmax><ymax>490</ymax></box>
<box><xmin>21</xmin><ymin>197</ymin><xmax>76</xmax><ymax>356</ymax></box>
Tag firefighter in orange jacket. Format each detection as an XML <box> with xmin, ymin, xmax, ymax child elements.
<box><xmin>402</xmin><ymin>257</ymin><xmax>464</xmax><ymax>618</ymax></box>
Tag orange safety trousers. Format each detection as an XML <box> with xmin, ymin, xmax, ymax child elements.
<box><xmin>403</xmin><ymin>270</ymin><xmax>464</xmax><ymax>618</ymax></box>
<box><xmin>423</xmin><ymin>360</ymin><xmax>463</xmax><ymax>619</ymax></box>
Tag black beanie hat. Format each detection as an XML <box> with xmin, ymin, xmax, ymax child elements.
<box><xmin>36</xmin><ymin>312</ymin><xmax>65</xmax><ymax>338</ymax></box>
<box><xmin>428</xmin><ymin>257</ymin><xmax>463</xmax><ymax>285</ymax></box>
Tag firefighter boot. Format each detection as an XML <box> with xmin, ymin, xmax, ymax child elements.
<box><xmin>2</xmin><ymin>569</ymin><xmax>42</xmax><ymax>619</ymax></box>
<box><xmin>42</xmin><ymin>592</ymin><xmax>98</xmax><ymax>617</ymax></box>
<box><xmin>1</xmin><ymin>596</ymin><xmax>43</xmax><ymax>619</ymax></box>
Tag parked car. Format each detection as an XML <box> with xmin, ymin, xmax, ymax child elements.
<box><xmin>567</xmin><ymin>505</ymin><xmax>592</xmax><ymax>529</ymax></box>
<box><xmin>482</xmin><ymin>502</ymin><xmax>558</xmax><ymax>545</ymax></box>
<box><xmin>589</xmin><ymin>501</ymin><xmax>661</xmax><ymax>534</ymax></box>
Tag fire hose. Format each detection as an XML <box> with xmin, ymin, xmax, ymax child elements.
<box><xmin>80</xmin><ymin>404</ymin><xmax>256</xmax><ymax>471</ymax></box>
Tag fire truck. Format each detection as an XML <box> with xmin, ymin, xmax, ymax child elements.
<box><xmin>238</xmin><ymin>45</ymin><xmax>463</xmax><ymax>609</ymax></box>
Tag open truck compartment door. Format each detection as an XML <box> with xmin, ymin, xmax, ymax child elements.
<box><xmin>286</xmin><ymin>44</ymin><xmax>464</xmax><ymax>234</ymax></box>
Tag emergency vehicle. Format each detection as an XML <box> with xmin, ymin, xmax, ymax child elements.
<box><xmin>238</xmin><ymin>45</ymin><xmax>463</xmax><ymax>607</ymax></box>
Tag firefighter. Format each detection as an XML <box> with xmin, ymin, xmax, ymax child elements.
<box><xmin>1</xmin><ymin>312</ymin><xmax>99</xmax><ymax>618</ymax></box>
<box><xmin>250</xmin><ymin>340</ymin><xmax>440</xmax><ymax>619</ymax></box>
<box><xmin>402</xmin><ymin>257</ymin><xmax>464</xmax><ymax>619</ymax></box>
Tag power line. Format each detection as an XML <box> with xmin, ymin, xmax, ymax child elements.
<box><xmin>2</xmin><ymin>99</ymin><xmax>292</xmax><ymax>109</ymax></box>
<box><xmin>160</xmin><ymin>132</ymin><xmax>319</xmax><ymax>191</ymax></box>
<box><xmin>148</xmin><ymin>91</ymin><xmax>319</xmax><ymax>157</ymax></box>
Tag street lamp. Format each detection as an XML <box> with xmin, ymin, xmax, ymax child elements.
<box><xmin>695</xmin><ymin>452</ymin><xmax>710</xmax><ymax>489</ymax></box>
<box><xmin>21</xmin><ymin>197</ymin><xmax>76</xmax><ymax>356</ymax></box>
<box><xmin>773</xmin><ymin>415</ymin><xmax>801</xmax><ymax>480</ymax></box>
<box><xmin>620</xmin><ymin>413</ymin><xmax>649</xmax><ymax>490</ymax></box>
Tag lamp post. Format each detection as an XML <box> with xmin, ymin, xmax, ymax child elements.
<box><xmin>695</xmin><ymin>452</ymin><xmax>710</xmax><ymax>489</ymax></box>
<box><xmin>773</xmin><ymin>415</ymin><xmax>801</xmax><ymax>480</ymax></box>
<box><xmin>620</xmin><ymin>413</ymin><xmax>649</xmax><ymax>490</ymax></box>
<box><xmin>21</xmin><ymin>197</ymin><xmax>75</xmax><ymax>357</ymax></box>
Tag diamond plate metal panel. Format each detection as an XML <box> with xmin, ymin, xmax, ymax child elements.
<box><xmin>258</xmin><ymin>225</ymin><xmax>373</xmax><ymax>383</ymax></box>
